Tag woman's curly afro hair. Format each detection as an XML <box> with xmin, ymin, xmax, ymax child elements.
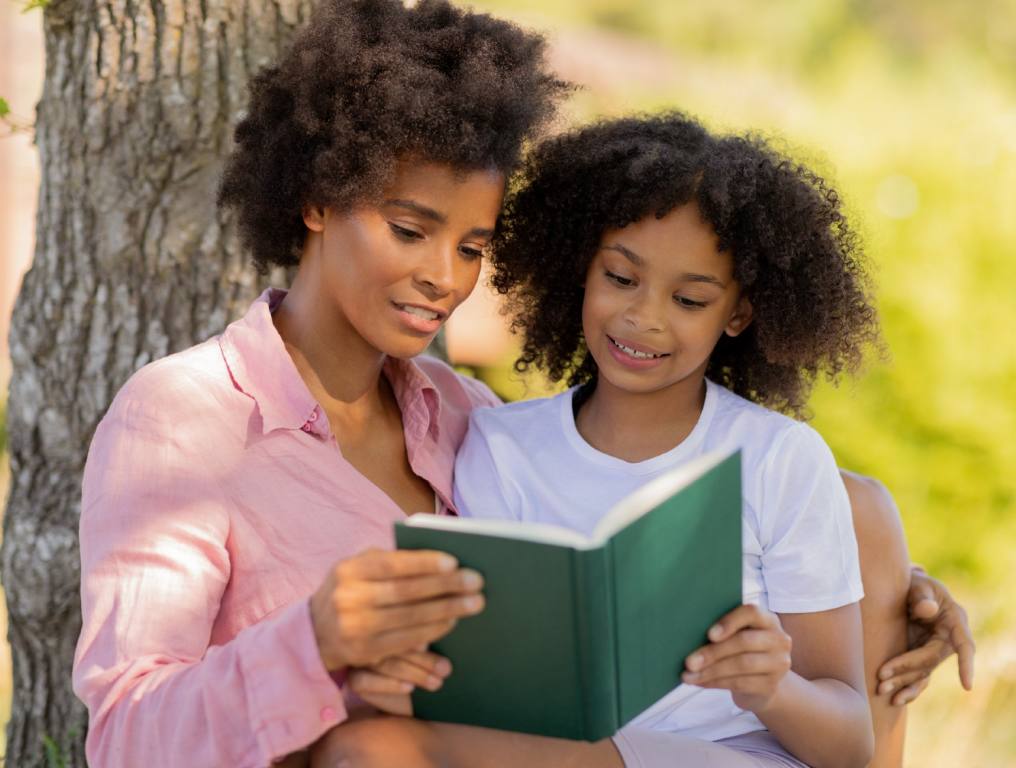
<box><xmin>491</xmin><ymin>112</ymin><xmax>881</xmax><ymax>417</ymax></box>
<box><xmin>218</xmin><ymin>0</ymin><xmax>568</xmax><ymax>272</ymax></box>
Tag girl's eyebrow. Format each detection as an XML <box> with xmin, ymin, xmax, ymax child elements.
<box><xmin>603</xmin><ymin>243</ymin><xmax>642</xmax><ymax>265</ymax></box>
<box><xmin>604</xmin><ymin>244</ymin><xmax>726</xmax><ymax>287</ymax></box>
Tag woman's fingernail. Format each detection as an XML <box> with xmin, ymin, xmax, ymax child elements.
<box><xmin>708</xmin><ymin>625</ymin><xmax>723</xmax><ymax>640</ymax></box>
<box><xmin>879</xmin><ymin>668</ymin><xmax>893</xmax><ymax>680</ymax></box>
<box><xmin>435</xmin><ymin>658</ymin><xmax>452</xmax><ymax>676</ymax></box>
<box><xmin>462</xmin><ymin>570</ymin><xmax>483</xmax><ymax>589</ymax></box>
<box><xmin>687</xmin><ymin>653</ymin><xmax>704</xmax><ymax>670</ymax></box>
<box><xmin>426</xmin><ymin>676</ymin><xmax>442</xmax><ymax>690</ymax></box>
<box><xmin>462</xmin><ymin>596</ymin><xmax>483</xmax><ymax>611</ymax></box>
<box><xmin>880</xmin><ymin>682</ymin><xmax>895</xmax><ymax>695</ymax></box>
<box><xmin>400</xmin><ymin>682</ymin><xmax>413</xmax><ymax>692</ymax></box>
<box><xmin>438</xmin><ymin>554</ymin><xmax>458</xmax><ymax>571</ymax></box>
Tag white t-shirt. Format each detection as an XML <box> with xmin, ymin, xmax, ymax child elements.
<box><xmin>453</xmin><ymin>378</ymin><xmax>864</xmax><ymax>741</ymax></box>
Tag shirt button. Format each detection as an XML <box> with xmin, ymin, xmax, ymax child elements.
<box><xmin>320</xmin><ymin>706</ymin><xmax>337</xmax><ymax>723</ymax></box>
<box><xmin>301</xmin><ymin>423</ymin><xmax>313</xmax><ymax>433</ymax></box>
<box><xmin>308</xmin><ymin>410</ymin><xmax>319</xmax><ymax>422</ymax></box>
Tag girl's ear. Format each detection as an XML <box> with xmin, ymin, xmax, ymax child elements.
<box><xmin>302</xmin><ymin>206</ymin><xmax>327</xmax><ymax>232</ymax></box>
<box><xmin>724</xmin><ymin>294</ymin><xmax>754</xmax><ymax>338</ymax></box>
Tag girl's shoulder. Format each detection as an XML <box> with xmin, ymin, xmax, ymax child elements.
<box><xmin>705</xmin><ymin>380</ymin><xmax>833</xmax><ymax>475</ymax></box>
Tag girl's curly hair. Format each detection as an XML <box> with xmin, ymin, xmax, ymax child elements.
<box><xmin>219</xmin><ymin>0</ymin><xmax>568</xmax><ymax>272</ymax></box>
<box><xmin>491</xmin><ymin>112</ymin><xmax>881</xmax><ymax>417</ymax></box>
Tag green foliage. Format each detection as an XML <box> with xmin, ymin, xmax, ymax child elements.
<box><xmin>0</xmin><ymin>98</ymin><xmax>9</xmax><ymax>118</ymax></box>
<box><xmin>20</xmin><ymin>0</ymin><xmax>51</xmax><ymax>12</ymax></box>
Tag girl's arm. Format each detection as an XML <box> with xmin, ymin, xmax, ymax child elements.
<box><xmin>683</xmin><ymin>603</ymin><xmax>872</xmax><ymax>768</ymax></box>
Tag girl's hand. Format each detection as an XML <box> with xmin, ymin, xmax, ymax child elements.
<box><xmin>309</xmin><ymin>548</ymin><xmax>484</xmax><ymax>671</ymax></box>
<box><xmin>876</xmin><ymin>565</ymin><xmax>975</xmax><ymax>705</ymax></box>
<box><xmin>347</xmin><ymin>649</ymin><xmax>453</xmax><ymax>716</ymax></box>
<box><xmin>682</xmin><ymin>604</ymin><xmax>793</xmax><ymax>713</ymax></box>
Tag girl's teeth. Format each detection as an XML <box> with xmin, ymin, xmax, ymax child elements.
<box><xmin>612</xmin><ymin>338</ymin><xmax>663</xmax><ymax>359</ymax></box>
<box><xmin>402</xmin><ymin>305</ymin><xmax>440</xmax><ymax>320</ymax></box>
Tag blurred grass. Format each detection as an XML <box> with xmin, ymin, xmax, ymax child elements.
<box><xmin>471</xmin><ymin>1</ymin><xmax>1016</xmax><ymax>765</ymax></box>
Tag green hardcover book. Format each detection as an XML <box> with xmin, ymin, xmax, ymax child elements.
<box><xmin>394</xmin><ymin>449</ymin><xmax>743</xmax><ymax>742</ymax></box>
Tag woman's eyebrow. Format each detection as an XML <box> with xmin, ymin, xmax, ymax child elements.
<box><xmin>385</xmin><ymin>199</ymin><xmax>447</xmax><ymax>223</ymax></box>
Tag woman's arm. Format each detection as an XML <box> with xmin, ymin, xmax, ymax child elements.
<box><xmin>75</xmin><ymin>387</ymin><xmax>483</xmax><ymax>767</ymax></box>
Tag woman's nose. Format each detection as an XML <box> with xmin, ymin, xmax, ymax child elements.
<box><xmin>413</xmin><ymin>246</ymin><xmax>456</xmax><ymax>298</ymax></box>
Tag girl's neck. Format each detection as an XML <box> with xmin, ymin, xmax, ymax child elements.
<box><xmin>272</xmin><ymin>264</ymin><xmax>389</xmax><ymax>429</ymax></box>
<box><xmin>575</xmin><ymin>372</ymin><xmax>707</xmax><ymax>463</ymax></box>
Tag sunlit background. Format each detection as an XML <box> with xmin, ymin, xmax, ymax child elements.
<box><xmin>1</xmin><ymin>0</ymin><xmax>1014</xmax><ymax>765</ymax></box>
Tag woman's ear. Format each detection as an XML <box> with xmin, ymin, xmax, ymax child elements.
<box><xmin>724</xmin><ymin>294</ymin><xmax>754</xmax><ymax>338</ymax></box>
<box><xmin>302</xmin><ymin>206</ymin><xmax>327</xmax><ymax>232</ymax></box>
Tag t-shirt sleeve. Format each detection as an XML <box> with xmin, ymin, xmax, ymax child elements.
<box><xmin>758</xmin><ymin>423</ymin><xmax>864</xmax><ymax>613</ymax></box>
<box><xmin>453</xmin><ymin>409</ymin><xmax>522</xmax><ymax>521</ymax></box>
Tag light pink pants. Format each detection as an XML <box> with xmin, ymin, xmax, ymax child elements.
<box><xmin>612</xmin><ymin>727</ymin><xmax>809</xmax><ymax>768</ymax></box>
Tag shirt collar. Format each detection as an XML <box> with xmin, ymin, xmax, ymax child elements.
<box><xmin>219</xmin><ymin>288</ymin><xmax>442</xmax><ymax>441</ymax></box>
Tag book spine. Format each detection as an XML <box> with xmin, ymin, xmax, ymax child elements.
<box><xmin>573</xmin><ymin>546</ymin><xmax>619</xmax><ymax>741</ymax></box>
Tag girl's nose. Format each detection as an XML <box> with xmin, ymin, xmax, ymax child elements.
<box><xmin>622</xmin><ymin>295</ymin><xmax>665</xmax><ymax>333</ymax></box>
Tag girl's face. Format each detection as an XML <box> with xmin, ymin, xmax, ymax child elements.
<box><xmin>581</xmin><ymin>203</ymin><xmax>753</xmax><ymax>397</ymax></box>
<box><xmin>305</xmin><ymin>161</ymin><xmax>505</xmax><ymax>359</ymax></box>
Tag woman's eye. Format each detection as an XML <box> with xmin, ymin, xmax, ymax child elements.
<box><xmin>674</xmin><ymin>295</ymin><xmax>707</xmax><ymax>309</ymax></box>
<box><xmin>459</xmin><ymin>245</ymin><xmax>485</xmax><ymax>260</ymax></box>
<box><xmin>389</xmin><ymin>222</ymin><xmax>423</xmax><ymax>241</ymax></box>
<box><xmin>605</xmin><ymin>270</ymin><xmax>633</xmax><ymax>287</ymax></box>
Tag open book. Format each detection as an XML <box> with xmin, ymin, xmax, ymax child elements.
<box><xmin>394</xmin><ymin>449</ymin><xmax>743</xmax><ymax>741</ymax></box>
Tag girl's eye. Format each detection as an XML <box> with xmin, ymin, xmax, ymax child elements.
<box><xmin>674</xmin><ymin>295</ymin><xmax>707</xmax><ymax>309</ymax></box>
<box><xmin>605</xmin><ymin>270</ymin><xmax>634</xmax><ymax>287</ymax></box>
<box><xmin>389</xmin><ymin>222</ymin><xmax>424</xmax><ymax>241</ymax></box>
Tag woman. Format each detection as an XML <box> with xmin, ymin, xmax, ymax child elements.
<box><xmin>73</xmin><ymin>1</ymin><xmax>972</xmax><ymax>766</ymax></box>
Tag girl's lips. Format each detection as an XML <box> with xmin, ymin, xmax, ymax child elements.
<box><xmin>605</xmin><ymin>335</ymin><xmax>669</xmax><ymax>370</ymax></box>
<box><xmin>392</xmin><ymin>301</ymin><xmax>444</xmax><ymax>335</ymax></box>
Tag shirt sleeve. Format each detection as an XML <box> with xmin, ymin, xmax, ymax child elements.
<box><xmin>758</xmin><ymin>423</ymin><xmax>865</xmax><ymax>614</ymax></box>
<box><xmin>73</xmin><ymin>394</ymin><xmax>347</xmax><ymax>768</ymax></box>
<box><xmin>453</xmin><ymin>408</ymin><xmax>522</xmax><ymax>522</ymax></box>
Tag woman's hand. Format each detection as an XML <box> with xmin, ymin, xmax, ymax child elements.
<box><xmin>309</xmin><ymin>548</ymin><xmax>484</xmax><ymax>672</ymax></box>
<box><xmin>876</xmin><ymin>565</ymin><xmax>975</xmax><ymax>705</ymax></box>
<box><xmin>347</xmin><ymin>649</ymin><xmax>453</xmax><ymax>716</ymax></box>
<box><xmin>681</xmin><ymin>604</ymin><xmax>793</xmax><ymax>713</ymax></box>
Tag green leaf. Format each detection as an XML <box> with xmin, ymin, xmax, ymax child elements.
<box><xmin>0</xmin><ymin>97</ymin><xmax>10</xmax><ymax>118</ymax></box>
<box><xmin>21</xmin><ymin>0</ymin><xmax>51</xmax><ymax>12</ymax></box>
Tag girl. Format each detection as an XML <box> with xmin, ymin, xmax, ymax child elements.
<box><xmin>457</xmin><ymin>112</ymin><xmax>879</xmax><ymax>767</ymax></box>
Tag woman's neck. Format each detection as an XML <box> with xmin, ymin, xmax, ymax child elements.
<box><xmin>575</xmin><ymin>372</ymin><xmax>707</xmax><ymax>463</ymax></box>
<box><xmin>272</xmin><ymin>263</ymin><xmax>388</xmax><ymax>429</ymax></box>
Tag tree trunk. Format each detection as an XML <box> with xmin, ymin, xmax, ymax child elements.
<box><xmin>2</xmin><ymin>0</ymin><xmax>314</xmax><ymax>763</ymax></box>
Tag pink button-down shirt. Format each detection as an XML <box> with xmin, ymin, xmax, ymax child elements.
<box><xmin>73</xmin><ymin>289</ymin><xmax>499</xmax><ymax>767</ymax></box>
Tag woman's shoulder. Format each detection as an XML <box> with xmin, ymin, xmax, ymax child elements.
<box><xmin>104</xmin><ymin>337</ymin><xmax>239</xmax><ymax>427</ymax></box>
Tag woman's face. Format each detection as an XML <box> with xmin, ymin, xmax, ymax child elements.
<box><xmin>581</xmin><ymin>203</ymin><xmax>753</xmax><ymax>397</ymax></box>
<box><xmin>306</xmin><ymin>161</ymin><xmax>505</xmax><ymax>359</ymax></box>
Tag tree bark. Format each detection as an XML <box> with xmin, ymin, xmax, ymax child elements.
<box><xmin>3</xmin><ymin>0</ymin><xmax>314</xmax><ymax>763</ymax></box>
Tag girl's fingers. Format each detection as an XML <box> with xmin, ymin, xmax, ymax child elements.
<box><xmin>689</xmin><ymin>673</ymin><xmax>777</xmax><ymax>694</ymax></box>
<box><xmin>891</xmin><ymin>676</ymin><xmax>930</xmax><ymax>707</ymax></box>
<box><xmin>682</xmin><ymin>652</ymin><xmax>789</xmax><ymax>686</ymax></box>
<box><xmin>877</xmin><ymin>668</ymin><xmax>928</xmax><ymax>697</ymax></box>
<box><xmin>347</xmin><ymin>669</ymin><xmax>413</xmax><ymax>695</ymax></box>
<box><xmin>685</xmin><ymin>629</ymin><xmax>779</xmax><ymax>672</ymax></box>
<box><xmin>706</xmin><ymin>605</ymin><xmax>780</xmax><ymax>642</ymax></box>
<box><xmin>948</xmin><ymin>614</ymin><xmax>976</xmax><ymax>690</ymax></box>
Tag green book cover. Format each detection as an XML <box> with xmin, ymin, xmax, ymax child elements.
<box><xmin>393</xmin><ymin>449</ymin><xmax>743</xmax><ymax>741</ymax></box>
